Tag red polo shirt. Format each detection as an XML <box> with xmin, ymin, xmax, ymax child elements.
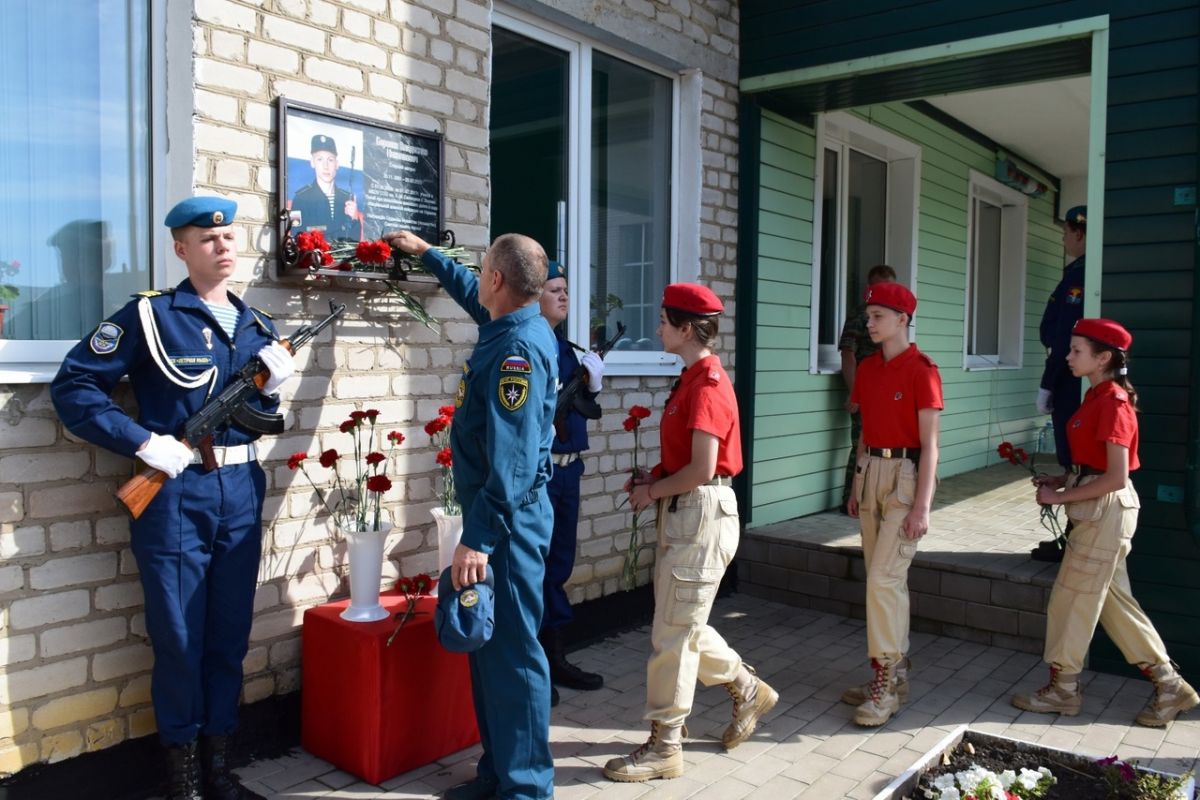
<box><xmin>658</xmin><ymin>355</ymin><xmax>742</xmax><ymax>477</ymax></box>
<box><xmin>1067</xmin><ymin>380</ymin><xmax>1140</xmax><ymax>472</ymax></box>
<box><xmin>851</xmin><ymin>344</ymin><xmax>943</xmax><ymax>448</ymax></box>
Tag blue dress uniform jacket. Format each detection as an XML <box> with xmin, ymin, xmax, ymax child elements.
<box><xmin>420</xmin><ymin>249</ymin><xmax>557</xmax><ymax>800</ymax></box>
<box><xmin>50</xmin><ymin>278</ymin><xmax>279</xmax><ymax>746</ymax></box>
<box><xmin>1039</xmin><ymin>256</ymin><xmax>1085</xmax><ymax>466</ymax></box>
<box><xmin>291</xmin><ymin>181</ymin><xmax>360</xmax><ymax>241</ymax></box>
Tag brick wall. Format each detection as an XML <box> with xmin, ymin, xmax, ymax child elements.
<box><xmin>0</xmin><ymin>0</ymin><xmax>738</xmax><ymax>775</ymax></box>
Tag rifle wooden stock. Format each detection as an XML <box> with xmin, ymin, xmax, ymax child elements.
<box><xmin>115</xmin><ymin>436</ymin><xmax>195</xmax><ymax>519</ymax></box>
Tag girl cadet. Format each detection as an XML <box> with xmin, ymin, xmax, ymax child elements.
<box><xmin>1012</xmin><ymin>318</ymin><xmax>1199</xmax><ymax>727</ymax></box>
<box><xmin>603</xmin><ymin>283</ymin><xmax>779</xmax><ymax>783</ymax></box>
<box><xmin>844</xmin><ymin>281</ymin><xmax>943</xmax><ymax>728</ymax></box>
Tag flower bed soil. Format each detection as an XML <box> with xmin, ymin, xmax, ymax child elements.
<box><xmin>901</xmin><ymin>730</ymin><xmax>1193</xmax><ymax>800</ymax></box>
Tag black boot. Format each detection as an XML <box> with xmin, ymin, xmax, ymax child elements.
<box><xmin>202</xmin><ymin>735</ymin><xmax>266</xmax><ymax>800</ymax></box>
<box><xmin>164</xmin><ymin>741</ymin><xmax>202</xmax><ymax>800</ymax></box>
<box><xmin>540</xmin><ymin>628</ymin><xmax>603</xmax><ymax>691</ymax></box>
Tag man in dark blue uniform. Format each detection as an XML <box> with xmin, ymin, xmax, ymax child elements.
<box><xmin>538</xmin><ymin>261</ymin><xmax>605</xmax><ymax>707</ymax></box>
<box><xmin>290</xmin><ymin>133</ymin><xmax>361</xmax><ymax>241</ymax></box>
<box><xmin>50</xmin><ymin>197</ymin><xmax>293</xmax><ymax>800</ymax></box>
<box><xmin>387</xmin><ymin>229</ymin><xmax>556</xmax><ymax>800</ymax></box>
<box><xmin>1039</xmin><ymin>205</ymin><xmax>1087</xmax><ymax>466</ymax></box>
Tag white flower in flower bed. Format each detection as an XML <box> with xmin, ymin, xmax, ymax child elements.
<box><xmin>923</xmin><ymin>763</ymin><xmax>1056</xmax><ymax>800</ymax></box>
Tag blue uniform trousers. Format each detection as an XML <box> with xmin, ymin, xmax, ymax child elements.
<box><xmin>131</xmin><ymin>460</ymin><xmax>265</xmax><ymax>746</ymax></box>
<box><xmin>1050</xmin><ymin>376</ymin><xmax>1082</xmax><ymax>468</ymax></box>
<box><xmin>541</xmin><ymin>458</ymin><xmax>583</xmax><ymax>631</ymax></box>
<box><xmin>470</xmin><ymin>494</ymin><xmax>554</xmax><ymax>800</ymax></box>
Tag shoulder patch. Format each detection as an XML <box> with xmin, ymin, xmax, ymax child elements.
<box><xmin>500</xmin><ymin>355</ymin><xmax>532</xmax><ymax>374</ymax></box>
<box><xmin>705</xmin><ymin>369</ymin><xmax>722</xmax><ymax>385</ymax></box>
<box><xmin>89</xmin><ymin>322</ymin><xmax>124</xmax><ymax>355</ymax></box>
<box><xmin>132</xmin><ymin>288</ymin><xmax>174</xmax><ymax>299</ymax></box>
<box><xmin>498</xmin><ymin>375</ymin><xmax>530</xmax><ymax>411</ymax></box>
<box><xmin>1113</xmin><ymin>390</ymin><xmax>1128</xmax><ymax>402</ymax></box>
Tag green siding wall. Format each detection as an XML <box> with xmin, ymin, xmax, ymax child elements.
<box><xmin>750</xmin><ymin>106</ymin><xmax>1063</xmax><ymax>527</ymax></box>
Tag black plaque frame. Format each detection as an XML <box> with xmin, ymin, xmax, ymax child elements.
<box><xmin>276</xmin><ymin>97</ymin><xmax>446</xmax><ymax>278</ymax></box>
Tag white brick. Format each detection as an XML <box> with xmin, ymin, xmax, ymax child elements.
<box><xmin>455</xmin><ymin>0</ymin><xmax>490</xmax><ymax>27</ymax></box>
<box><xmin>445</xmin><ymin>121</ymin><xmax>487</xmax><ymax>150</ymax></box>
<box><xmin>40</xmin><ymin>617</ymin><xmax>128</xmax><ymax>658</ymax></box>
<box><xmin>94</xmin><ymin>580</ymin><xmax>144</xmax><ymax>612</ymax></box>
<box><xmin>340</xmin><ymin>96</ymin><xmax>397</xmax><ymax>122</ymax></box>
<box><xmin>95</xmin><ymin>517</ymin><xmax>130</xmax><ymax>546</ymax></box>
<box><xmin>276</xmin><ymin>0</ymin><xmax>307</xmax><ymax>18</ymax></box>
<box><xmin>448</xmin><ymin>171</ymin><xmax>487</xmax><ymax>199</ymax></box>
<box><xmin>269</xmin><ymin>78</ymin><xmax>337</xmax><ymax>109</ymax></box>
<box><xmin>368</xmin><ymin>72</ymin><xmax>405</xmax><ymax>103</ymax></box>
<box><xmin>0</xmin><ymin>417</ymin><xmax>57</xmax><ymax>448</ymax></box>
<box><xmin>262</xmin><ymin>15</ymin><xmax>326</xmax><ymax>53</ymax></box>
<box><xmin>196</xmin><ymin>0</ymin><xmax>258</xmax><ymax>33</ymax></box>
<box><xmin>406</xmin><ymin>84</ymin><xmax>454</xmax><ymax>116</ymax></box>
<box><xmin>398</xmin><ymin>4</ymin><xmax>440</xmax><ymax>35</ymax></box>
<box><xmin>49</xmin><ymin>520</ymin><xmax>91</xmax><ymax>551</ymax></box>
<box><xmin>28</xmin><ymin>483</ymin><xmax>114</xmax><ymax>519</ymax></box>
<box><xmin>344</xmin><ymin>0</ymin><xmax>386</xmax><ymax>12</ymax></box>
<box><xmin>341</xmin><ymin>9</ymin><xmax>372</xmax><ymax>38</ymax></box>
<box><xmin>8</xmin><ymin>590</ymin><xmax>91</xmax><ymax>629</ymax></box>
<box><xmin>195</xmin><ymin>122</ymin><xmax>264</xmax><ymax>160</ymax></box>
<box><xmin>0</xmin><ymin>492</ymin><xmax>24</xmax><ymax>523</ymax></box>
<box><xmin>0</xmin><ymin>526</ymin><xmax>45</xmax><ymax>558</ymax></box>
<box><xmin>214</xmin><ymin>159</ymin><xmax>252</xmax><ymax>189</ymax></box>
<box><xmin>247</xmin><ymin>40</ymin><xmax>300</xmax><ymax>73</ymax></box>
<box><xmin>209</xmin><ymin>29</ymin><xmax>246</xmax><ymax>61</ymax></box>
<box><xmin>0</xmin><ymin>657</ymin><xmax>87</xmax><ymax>705</ymax></box>
<box><xmin>446</xmin><ymin>69</ymin><xmax>487</xmax><ymax>101</ymax></box>
<box><xmin>30</xmin><ymin>553</ymin><xmax>118</xmax><ymax>590</ymax></box>
<box><xmin>244</xmin><ymin>100</ymin><xmax>272</xmax><ymax>131</ymax></box>
<box><xmin>195</xmin><ymin>58</ymin><xmax>264</xmax><ymax>94</ymax></box>
<box><xmin>304</xmin><ymin>57</ymin><xmax>364</xmax><ymax>91</ymax></box>
<box><xmin>0</xmin><ymin>564</ymin><xmax>22</xmax><ymax>593</ymax></box>
<box><xmin>0</xmin><ymin>451</ymin><xmax>90</xmax><ymax>483</ymax></box>
<box><xmin>446</xmin><ymin>20</ymin><xmax>488</xmax><ymax>51</ymax></box>
<box><xmin>331</xmin><ymin>35</ymin><xmax>387</xmax><ymax>69</ymax></box>
<box><xmin>0</xmin><ymin>634</ymin><xmax>36</xmax><ymax>667</ymax></box>
<box><xmin>391</xmin><ymin>52</ymin><xmax>442</xmax><ymax>86</ymax></box>
<box><xmin>249</xmin><ymin>606</ymin><xmax>305</xmax><ymax>642</ymax></box>
<box><xmin>375</xmin><ymin>19</ymin><xmax>400</xmax><ymax>47</ymax></box>
<box><xmin>310</xmin><ymin>0</ymin><xmax>338</xmax><ymax>26</ymax></box>
<box><xmin>456</xmin><ymin>48</ymin><xmax>480</xmax><ymax>74</ymax></box>
<box><xmin>334</xmin><ymin>375</ymin><xmax>391</xmax><ymax>399</ymax></box>
<box><xmin>195</xmin><ymin>88</ymin><xmax>240</xmax><ymax>124</ymax></box>
<box><xmin>92</xmin><ymin>644</ymin><xmax>154</xmax><ymax>681</ymax></box>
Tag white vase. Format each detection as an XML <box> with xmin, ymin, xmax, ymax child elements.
<box><xmin>340</xmin><ymin>521</ymin><xmax>392</xmax><ymax>622</ymax></box>
<box><xmin>432</xmin><ymin>507</ymin><xmax>464</xmax><ymax>583</ymax></box>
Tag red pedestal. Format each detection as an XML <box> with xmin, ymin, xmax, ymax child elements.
<box><xmin>302</xmin><ymin>591</ymin><xmax>479</xmax><ymax>784</ymax></box>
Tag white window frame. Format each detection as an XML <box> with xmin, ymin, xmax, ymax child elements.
<box><xmin>810</xmin><ymin>112</ymin><xmax>921</xmax><ymax>374</ymax></box>
<box><xmin>495</xmin><ymin>7</ymin><xmax>698</xmax><ymax>376</ymax></box>
<box><xmin>0</xmin><ymin>0</ymin><xmax>184</xmax><ymax>383</ymax></box>
<box><xmin>962</xmin><ymin>170</ymin><xmax>1027</xmax><ymax>370</ymax></box>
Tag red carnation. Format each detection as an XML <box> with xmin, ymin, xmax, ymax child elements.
<box><xmin>438</xmin><ymin>405</ymin><xmax>456</xmax><ymax>417</ymax></box>
<box><xmin>366</xmin><ymin>451</ymin><xmax>386</xmax><ymax>466</ymax></box>
<box><xmin>436</xmin><ymin>447</ymin><xmax>453</xmax><ymax>467</ymax></box>
<box><xmin>355</xmin><ymin>240</ymin><xmax>392</xmax><ymax>265</ymax></box>
<box><xmin>623</xmin><ymin>417</ymin><xmax>637</xmax><ymax>432</ymax></box>
<box><xmin>387</xmin><ymin>431</ymin><xmax>405</xmax><ymax>445</ymax></box>
<box><xmin>396</xmin><ymin>576</ymin><xmax>414</xmax><ymax>594</ymax></box>
<box><xmin>339</xmin><ymin>419</ymin><xmax>357</xmax><ymax>434</ymax></box>
<box><xmin>318</xmin><ymin>448</ymin><xmax>339</xmax><ymax>468</ymax></box>
<box><xmin>366</xmin><ymin>474</ymin><xmax>392</xmax><ymax>494</ymax></box>
<box><xmin>365</xmin><ymin>408</ymin><xmax>380</xmax><ymax>421</ymax></box>
<box><xmin>1014</xmin><ymin>447</ymin><xmax>1030</xmax><ymax>463</ymax></box>
<box><xmin>321</xmin><ymin>251</ymin><xmax>334</xmax><ymax>266</ymax></box>
<box><xmin>997</xmin><ymin>441</ymin><xmax>1015</xmax><ymax>459</ymax></box>
<box><xmin>286</xmin><ymin>452</ymin><xmax>307</xmax><ymax>470</ymax></box>
<box><xmin>425</xmin><ymin>416</ymin><xmax>449</xmax><ymax>436</ymax></box>
<box><xmin>350</xmin><ymin>410</ymin><xmax>368</xmax><ymax>421</ymax></box>
<box><xmin>413</xmin><ymin>573</ymin><xmax>432</xmax><ymax>595</ymax></box>
<box><xmin>630</xmin><ymin>405</ymin><xmax>652</xmax><ymax>419</ymax></box>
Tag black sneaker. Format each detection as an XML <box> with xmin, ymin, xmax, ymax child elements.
<box><xmin>1031</xmin><ymin>540</ymin><xmax>1064</xmax><ymax>562</ymax></box>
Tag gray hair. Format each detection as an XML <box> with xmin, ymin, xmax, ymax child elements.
<box><xmin>488</xmin><ymin>234</ymin><xmax>548</xmax><ymax>300</ymax></box>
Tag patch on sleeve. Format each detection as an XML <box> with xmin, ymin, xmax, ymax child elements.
<box><xmin>498</xmin><ymin>375</ymin><xmax>530</xmax><ymax>411</ymax></box>
<box><xmin>89</xmin><ymin>322</ymin><xmax>124</xmax><ymax>355</ymax></box>
<box><xmin>500</xmin><ymin>355</ymin><xmax>532</xmax><ymax>374</ymax></box>
<box><xmin>1065</xmin><ymin>287</ymin><xmax>1083</xmax><ymax>304</ymax></box>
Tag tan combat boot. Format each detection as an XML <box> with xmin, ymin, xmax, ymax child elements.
<box><xmin>842</xmin><ymin>656</ymin><xmax>911</xmax><ymax>705</ymax></box>
<box><xmin>602</xmin><ymin>721</ymin><xmax>684</xmax><ymax>782</ymax></box>
<box><xmin>853</xmin><ymin>659</ymin><xmax>901</xmax><ymax>727</ymax></box>
<box><xmin>1011</xmin><ymin>666</ymin><xmax>1082</xmax><ymax>716</ymax></box>
<box><xmin>721</xmin><ymin>664</ymin><xmax>780</xmax><ymax>750</ymax></box>
<box><xmin>1136</xmin><ymin>662</ymin><xmax>1200</xmax><ymax>727</ymax></box>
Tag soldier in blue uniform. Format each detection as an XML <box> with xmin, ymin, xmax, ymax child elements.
<box><xmin>1039</xmin><ymin>205</ymin><xmax>1087</xmax><ymax>466</ymax></box>
<box><xmin>387</xmin><ymin>229</ymin><xmax>557</xmax><ymax>800</ymax></box>
<box><xmin>538</xmin><ymin>260</ymin><xmax>606</xmax><ymax>706</ymax></box>
<box><xmin>50</xmin><ymin>197</ymin><xmax>293</xmax><ymax>800</ymax></box>
<box><xmin>290</xmin><ymin>133</ymin><xmax>361</xmax><ymax>241</ymax></box>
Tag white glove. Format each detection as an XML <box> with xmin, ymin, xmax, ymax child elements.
<box><xmin>580</xmin><ymin>351</ymin><xmax>604</xmax><ymax>392</ymax></box>
<box><xmin>137</xmin><ymin>433</ymin><xmax>193</xmax><ymax>478</ymax></box>
<box><xmin>1036</xmin><ymin>388</ymin><xmax>1053</xmax><ymax>415</ymax></box>
<box><xmin>258</xmin><ymin>342</ymin><xmax>295</xmax><ymax>396</ymax></box>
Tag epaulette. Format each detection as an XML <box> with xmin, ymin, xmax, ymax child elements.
<box><xmin>251</xmin><ymin>306</ymin><xmax>273</xmax><ymax>319</ymax></box>
<box><xmin>704</xmin><ymin>368</ymin><xmax>723</xmax><ymax>385</ymax></box>
<box><xmin>132</xmin><ymin>288</ymin><xmax>175</xmax><ymax>299</ymax></box>
<box><xmin>1113</xmin><ymin>390</ymin><xmax>1128</xmax><ymax>403</ymax></box>
<box><xmin>918</xmin><ymin>352</ymin><xmax>939</xmax><ymax>368</ymax></box>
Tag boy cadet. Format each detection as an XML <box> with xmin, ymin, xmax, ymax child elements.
<box><xmin>51</xmin><ymin>197</ymin><xmax>293</xmax><ymax>800</ymax></box>
<box><xmin>538</xmin><ymin>260</ymin><xmax>606</xmax><ymax>706</ymax></box>
<box><xmin>844</xmin><ymin>282</ymin><xmax>943</xmax><ymax>727</ymax></box>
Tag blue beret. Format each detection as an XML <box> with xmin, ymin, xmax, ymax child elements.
<box><xmin>547</xmin><ymin>260</ymin><xmax>566</xmax><ymax>281</ymax></box>
<box><xmin>311</xmin><ymin>134</ymin><xmax>338</xmax><ymax>155</ymax></box>
<box><xmin>164</xmin><ymin>197</ymin><xmax>237</xmax><ymax>229</ymax></box>
<box><xmin>435</xmin><ymin>566</ymin><xmax>495</xmax><ymax>653</ymax></box>
<box><xmin>1064</xmin><ymin>205</ymin><xmax>1087</xmax><ymax>227</ymax></box>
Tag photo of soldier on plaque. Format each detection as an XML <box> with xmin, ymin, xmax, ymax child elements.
<box><xmin>284</xmin><ymin>120</ymin><xmax>364</xmax><ymax>242</ymax></box>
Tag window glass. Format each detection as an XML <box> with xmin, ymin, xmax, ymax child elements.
<box><xmin>970</xmin><ymin>199</ymin><xmax>1002</xmax><ymax>355</ymax></box>
<box><xmin>846</xmin><ymin>149</ymin><xmax>887</xmax><ymax>315</ymax></box>
<box><xmin>0</xmin><ymin>0</ymin><xmax>150</xmax><ymax>342</ymax></box>
<box><xmin>818</xmin><ymin>148</ymin><xmax>840</xmax><ymax>346</ymax></box>
<box><xmin>590</xmin><ymin>52</ymin><xmax>672</xmax><ymax>351</ymax></box>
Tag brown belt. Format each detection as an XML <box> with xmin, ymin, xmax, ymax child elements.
<box><xmin>867</xmin><ymin>447</ymin><xmax>920</xmax><ymax>461</ymax></box>
<box><xmin>1071</xmin><ymin>464</ymin><xmax>1102</xmax><ymax>476</ymax></box>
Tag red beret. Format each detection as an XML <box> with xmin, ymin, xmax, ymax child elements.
<box><xmin>662</xmin><ymin>283</ymin><xmax>724</xmax><ymax>315</ymax></box>
<box><xmin>864</xmin><ymin>282</ymin><xmax>917</xmax><ymax>317</ymax></box>
<box><xmin>1073</xmin><ymin>318</ymin><xmax>1132</xmax><ymax>351</ymax></box>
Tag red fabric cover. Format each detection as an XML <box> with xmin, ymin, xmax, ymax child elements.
<box><xmin>302</xmin><ymin>592</ymin><xmax>479</xmax><ymax>784</ymax></box>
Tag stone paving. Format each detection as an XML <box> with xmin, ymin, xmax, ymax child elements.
<box><xmin>228</xmin><ymin>593</ymin><xmax>1200</xmax><ymax>799</ymax></box>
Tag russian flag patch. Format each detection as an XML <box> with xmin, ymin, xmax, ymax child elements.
<box><xmin>500</xmin><ymin>355</ymin><xmax>531</xmax><ymax>374</ymax></box>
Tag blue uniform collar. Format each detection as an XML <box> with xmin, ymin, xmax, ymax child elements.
<box><xmin>170</xmin><ymin>279</ymin><xmax>270</xmax><ymax>340</ymax></box>
<box><xmin>477</xmin><ymin>301</ymin><xmax>542</xmax><ymax>345</ymax></box>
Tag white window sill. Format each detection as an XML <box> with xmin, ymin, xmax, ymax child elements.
<box><xmin>964</xmin><ymin>359</ymin><xmax>1022</xmax><ymax>371</ymax></box>
<box><xmin>0</xmin><ymin>364</ymin><xmax>64</xmax><ymax>384</ymax></box>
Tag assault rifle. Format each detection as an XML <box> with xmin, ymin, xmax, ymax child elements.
<box><xmin>115</xmin><ymin>301</ymin><xmax>347</xmax><ymax>519</ymax></box>
<box><xmin>554</xmin><ymin>321</ymin><xmax>625</xmax><ymax>441</ymax></box>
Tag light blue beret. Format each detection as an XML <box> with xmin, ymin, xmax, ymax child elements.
<box><xmin>547</xmin><ymin>260</ymin><xmax>566</xmax><ymax>281</ymax></box>
<box><xmin>164</xmin><ymin>197</ymin><xmax>237</xmax><ymax>229</ymax></box>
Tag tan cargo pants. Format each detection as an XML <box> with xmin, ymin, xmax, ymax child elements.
<box><xmin>855</xmin><ymin>456</ymin><xmax>919</xmax><ymax>665</ymax></box>
<box><xmin>644</xmin><ymin>484</ymin><xmax>742</xmax><ymax>727</ymax></box>
<box><xmin>1043</xmin><ymin>475</ymin><xmax>1168</xmax><ymax>673</ymax></box>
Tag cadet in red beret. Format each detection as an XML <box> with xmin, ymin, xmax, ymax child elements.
<box><xmin>604</xmin><ymin>283</ymin><xmax>778</xmax><ymax>783</ymax></box>
<box><xmin>842</xmin><ymin>282</ymin><xmax>943</xmax><ymax>727</ymax></box>
<box><xmin>1012</xmin><ymin>318</ymin><xmax>1198</xmax><ymax>727</ymax></box>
